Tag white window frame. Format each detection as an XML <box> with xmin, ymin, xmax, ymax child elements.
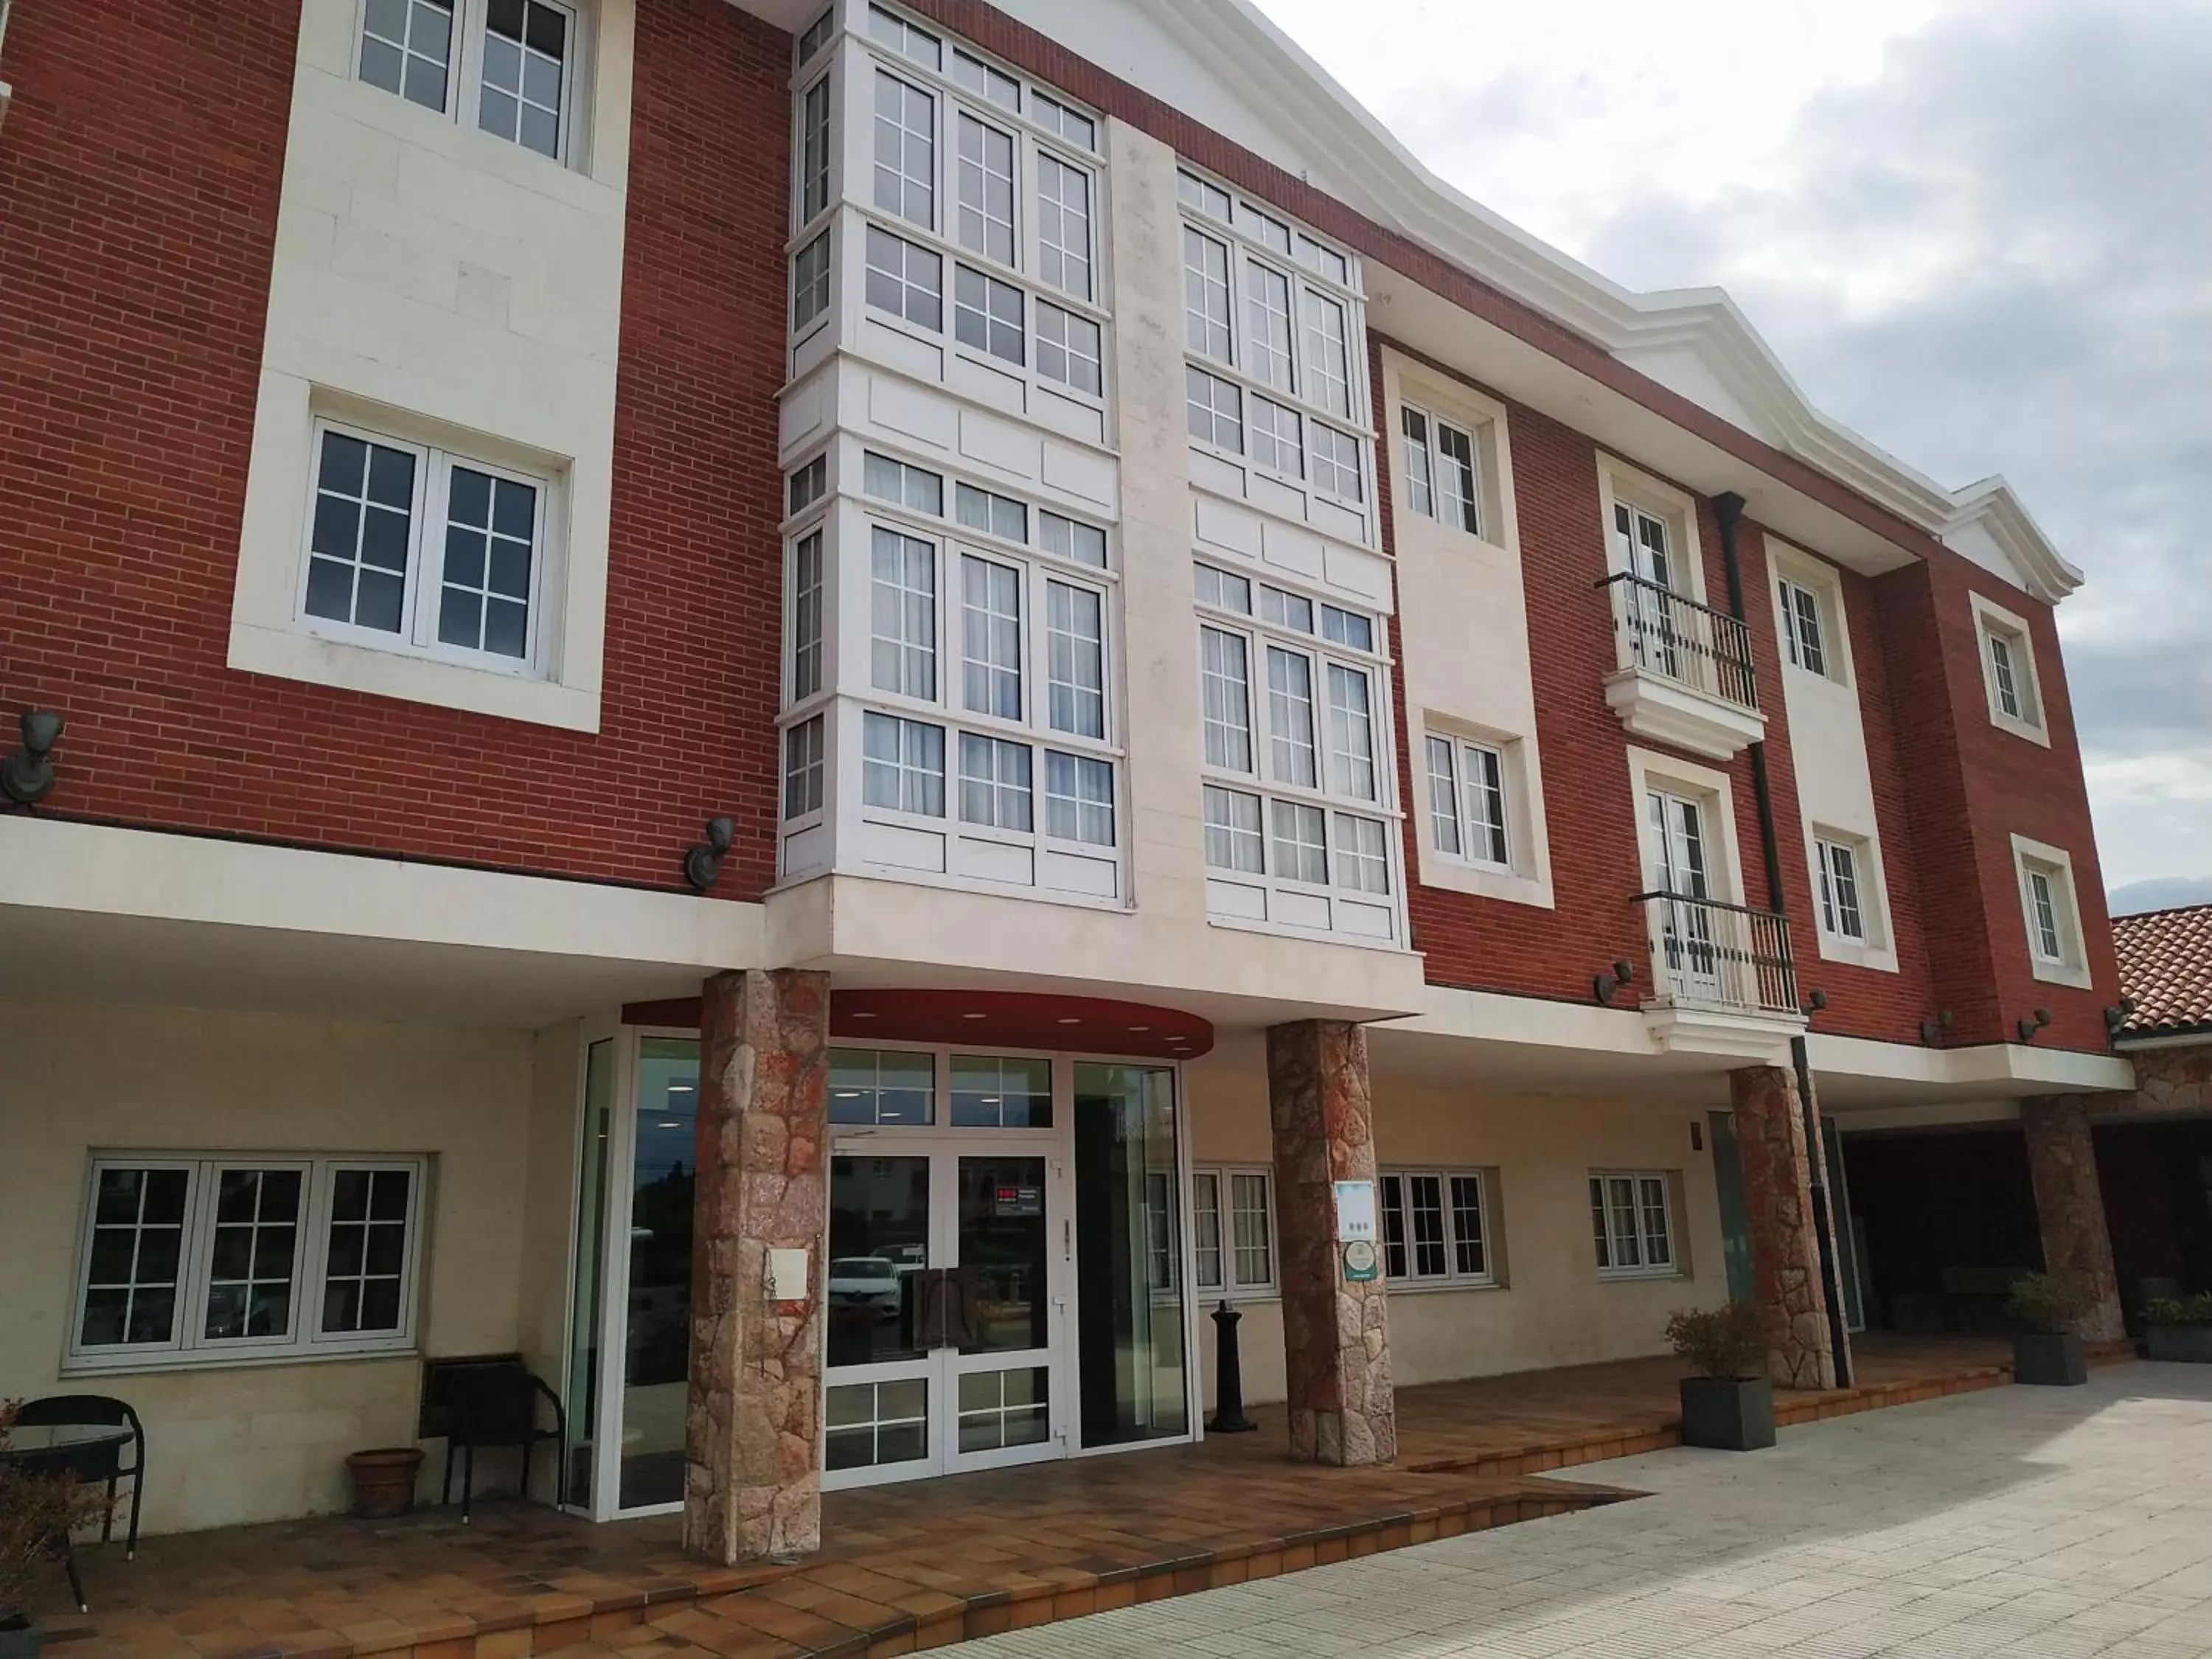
<box><xmin>66</xmin><ymin>1153</ymin><xmax>428</xmax><ymax>1375</ymax></box>
<box><xmin>1378</xmin><ymin>1169</ymin><xmax>1495</xmax><ymax>1289</ymax></box>
<box><xmin>296</xmin><ymin>416</ymin><xmax>557</xmax><ymax>681</ymax></box>
<box><xmin>1399</xmin><ymin>403</ymin><xmax>1484</xmax><ymax>538</ymax></box>
<box><xmin>351</xmin><ymin>0</ymin><xmax>588</xmax><ymax>168</ymax></box>
<box><xmin>1805</xmin><ymin>824</ymin><xmax>1897</xmax><ymax>973</ymax></box>
<box><xmin>1589</xmin><ymin>1170</ymin><xmax>1679</xmax><ymax>1281</ymax></box>
<box><xmin>1970</xmin><ymin>591</ymin><xmax>2049</xmax><ymax>746</ymax></box>
<box><xmin>1425</xmin><ymin>730</ymin><xmax>1514</xmax><ymax>874</ymax></box>
<box><xmin>1192</xmin><ymin>1166</ymin><xmax>1278</xmax><ymax>1298</ymax></box>
<box><xmin>2010</xmin><ymin>833</ymin><xmax>2093</xmax><ymax>988</ymax></box>
<box><xmin>1768</xmin><ymin>544</ymin><xmax>1854</xmax><ymax>689</ymax></box>
<box><xmin>839</xmin><ymin>15</ymin><xmax>1110</xmax><ymax>415</ymax></box>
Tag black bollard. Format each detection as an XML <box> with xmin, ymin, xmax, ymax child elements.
<box><xmin>1208</xmin><ymin>1298</ymin><xmax>1257</xmax><ymax>1432</ymax></box>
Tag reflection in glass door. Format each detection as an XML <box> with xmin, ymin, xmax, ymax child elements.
<box><xmin>618</xmin><ymin>1037</ymin><xmax>698</xmax><ymax>1509</ymax></box>
<box><xmin>1074</xmin><ymin>1064</ymin><xmax>1189</xmax><ymax>1449</ymax></box>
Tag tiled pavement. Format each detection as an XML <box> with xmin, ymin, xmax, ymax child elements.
<box><xmin>969</xmin><ymin>1362</ymin><xmax>2212</xmax><ymax>1659</ymax></box>
<box><xmin>45</xmin><ymin>1337</ymin><xmax>2055</xmax><ymax>1659</ymax></box>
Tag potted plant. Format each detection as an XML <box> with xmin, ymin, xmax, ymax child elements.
<box><xmin>2007</xmin><ymin>1271</ymin><xmax>2090</xmax><ymax>1385</ymax></box>
<box><xmin>344</xmin><ymin>1447</ymin><xmax>425</xmax><ymax>1520</ymax></box>
<box><xmin>1</xmin><ymin>1401</ymin><xmax>109</xmax><ymax>1658</ymax></box>
<box><xmin>1667</xmin><ymin>1301</ymin><xmax>1775</xmax><ymax>1451</ymax></box>
<box><xmin>2143</xmin><ymin>1292</ymin><xmax>2212</xmax><ymax>1363</ymax></box>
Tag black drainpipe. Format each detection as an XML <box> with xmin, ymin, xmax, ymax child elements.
<box><xmin>1712</xmin><ymin>491</ymin><xmax>1854</xmax><ymax>1387</ymax></box>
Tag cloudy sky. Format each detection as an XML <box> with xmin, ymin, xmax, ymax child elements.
<box><xmin>1256</xmin><ymin>0</ymin><xmax>2212</xmax><ymax>906</ymax></box>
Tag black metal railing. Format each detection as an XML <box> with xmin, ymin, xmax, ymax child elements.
<box><xmin>1598</xmin><ymin>571</ymin><xmax>1759</xmax><ymax>714</ymax></box>
<box><xmin>1632</xmin><ymin>891</ymin><xmax>1799</xmax><ymax>1018</ymax></box>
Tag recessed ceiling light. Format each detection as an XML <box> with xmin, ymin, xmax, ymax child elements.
<box><xmin>851</xmin><ymin>1011</ymin><xmax>877</xmax><ymax>1020</ymax></box>
<box><xmin>1057</xmin><ymin>1017</ymin><xmax>1081</xmax><ymax>1025</ymax></box>
<box><xmin>961</xmin><ymin>1012</ymin><xmax>987</xmax><ymax>1020</ymax></box>
<box><xmin>1129</xmin><ymin>1025</ymin><xmax>1150</xmax><ymax>1033</ymax></box>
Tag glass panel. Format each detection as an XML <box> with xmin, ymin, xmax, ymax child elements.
<box><xmin>950</xmin><ymin>1055</ymin><xmax>1052</xmax><ymax>1127</ymax></box>
<box><xmin>827</xmin><ymin>1155</ymin><xmax>932</xmax><ymax>1366</ymax></box>
<box><xmin>958</xmin><ymin>1156</ymin><xmax>1048</xmax><ymax>1354</ymax></box>
<box><xmin>1192</xmin><ymin>1172</ymin><xmax>1222</xmax><ymax>1290</ymax></box>
<box><xmin>957</xmin><ymin>1366</ymin><xmax>1050</xmax><ymax>1453</ymax></box>
<box><xmin>829</xmin><ymin>1048</ymin><xmax>936</xmax><ymax>1125</ymax></box>
<box><xmin>824</xmin><ymin>1379</ymin><xmax>931</xmax><ymax>1472</ymax></box>
<box><xmin>80</xmin><ymin>1166</ymin><xmax>189</xmax><ymax>1348</ymax></box>
<box><xmin>617</xmin><ymin>1036</ymin><xmax>698</xmax><ymax>1509</ymax></box>
<box><xmin>204</xmin><ymin>1168</ymin><xmax>302</xmax><ymax>1340</ymax></box>
<box><xmin>563</xmin><ymin>1038</ymin><xmax>613</xmax><ymax>1508</ymax></box>
<box><xmin>1073</xmin><ymin>1064</ymin><xmax>1189</xmax><ymax>1448</ymax></box>
<box><xmin>320</xmin><ymin>1168</ymin><xmax>411</xmax><ymax>1334</ymax></box>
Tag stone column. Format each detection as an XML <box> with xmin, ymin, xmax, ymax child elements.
<box><xmin>1729</xmin><ymin>1065</ymin><xmax>1837</xmax><ymax>1390</ymax></box>
<box><xmin>1267</xmin><ymin>1020</ymin><xmax>1396</xmax><ymax>1465</ymax></box>
<box><xmin>684</xmin><ymin>968</ymin><xmax>831</xmax><ymax>1564</ymax></box>
<box><xmin>2021</xmin><ymin>1096</ymin><xmax>2125</xmax><ymax>1343</ymax></box>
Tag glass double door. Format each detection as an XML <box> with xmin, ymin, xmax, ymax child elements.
<box><xmin>824</xmin><ymin>1134</ymin><xmax>1065</xmax><ymax>1488</ymax></box>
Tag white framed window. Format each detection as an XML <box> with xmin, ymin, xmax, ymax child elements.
<box><xmin>953</xmin><ymin>265</ymin><xmax>1024</xmax><ymax>364</ymax></box>
<box><xmin>1186</xmin><ymin>366</ymin><xmax>1243</xmax><ymax>453</ymax></box>
<box><xmin>356</xmin><ymin>0</ymin><xmax>584</xmax><ymax>166</ymax></box>
<box><xmin>1299</xmin><ymin>288</ymin><xmax>1351</xmax><ymax>418</ymax></box>
<box><xmin>1045</xmin><ymin>580</ymin><xmax>1105</xmax><ymax>738</ymax></box>
<box><xmin>865</xmin><ymin>449</ymin><xmax>945</xmax><ymax>515</ymax></box>
<box><xmin>1265</xmin><ymin>645</ymin><xmax>1318</xmax><ymax>787</ymax></box>
<box><xmin>1815</xmin><ymin>834</ymin><xmax>1867</xmax><ymax>942</ymax></box>
<box><xmin>1426</xmin><ymin>734</ymin><xmax>1510</xmax><ymax>869</ymax></box>
<box><xmin>787</xmin><ymin>527</ymin><xmax>824</xmax><ymax>702</ymax></box>
<box><xmin>1043</xmin><ymin>750</ymin><xmax>1113</xmax><ymax>845</ymax></box>
<box><xmin>791</xmin><ymin>232</ymin><xmax>832</xmax><ymax>333</ymax></box>
<box><xmin>1035</xmin><ymin>153</ymin><xmax>1092</xmax><ymax>300</ymax></box>
<box><xmin>1250</xmin><ymin>396</ymin><xmax>1304</xmax><ymax>479</ymax></box>
<box><xmin>864</xmin><ymin>226</ymin><xmax>943</xmax><ymax>330</ymax></box>
<box><xmin>958</xmin><ymin>732</ymin><xmax>1032</xmax><ymax>830</ymax></box>
<box><xmin>299</xmin><ymin>419</ymin><xmax>553</xmax><ymax>676</ymax></box>
<box><xmin>867</xmin><ymin>2</ymin><xmax>940</xmax><ymax>69</ymax></box>
<box><xmin>951</xmin><ymin>46</ymin><xmax>1019</xmax><ymax>112</ymax></box>
<box><xmin>1590</xmin><ymin>1172</ymin><xmax>1676</xmax><ymax>1279</ymax></box>
<box><xmin>1200</xmin><ymin>626</ymin><xmax>1253</xmax><ymax>772</ymax></box>
<box><xmin>1192</xmin><ymin>1167</ymin><xmax>1276</xmax><ymax>1297</ymax></box>
<box><xmin>68</xmin><ymin>1154</ymin><xmax>427</xmax><ymax>1374</ymax></box>
<box><xmin>1379</xmin><ymin>1169</ymin><xmax>1492</xmax><ymax>1286</ymax></box>
<box><xmin>1310</xmin><ymin>423</ymin><xmax>1364</xmax><ymax>503</ymax></box>
<box><xmin>1325</xmin><ymin>662</ymin><xmax>1377</xmax><ymax>801</ymax></box>
<box><xmin>1030</xmin><ymin>91</ymin><xmax>1095</xmax><ymax>152</ymax></box>
<box><xmin>2011</xmin><ymin>833</ymin><xmax>2091</xmax><ymax>987</ymax></box>
<box><xmin>796</xmin><ymin>72</ymin><xmax>833</xmax><ymax>228</ymax></box>
<box><xmin>1040</xmin><ymin>510</ymin><xmax>1107</xmax><ymax>568</ymax></box>
<box><xmin>1243</xmin><ymin>260</ymin><xmax>1295</xmax><ymax>392</ymax></box>
<box><xmin>1334</xmin><ymin>813</ymin><xmax>1390</xmax><ymax>894</ymax></box>
<box><xmin>787</xmin><ymin>455</ymin><xmax>827</xmax><ymax>520</ymax></box>
<box><xmin>1036</xmin><ymin>302</ymin><xmax>1102</xmax><ymax>396</ymax></box>
<box><xmin>956</xmin><ymin>481</ymin><xmax>1027</xmax><ymax>543</ymax></box>
<box><xmin>1203</xmin><ymin>785</ymin><xmax>1265</xmax><ymax>872</ymax></box>
<box><xmin>1183</xmin><ymin>226</ymin><xmax>1233</xmax><ymax>361</ymax></box>
<box><xmin>1399</xmin><ymin>404</ymin><xmax>1481</xmax><ymax>536</ymax></box>
<box><xmin>1971</xmin><ymin>592</ymin><xmax>2048</xmax><ymax>745</ymax></box>
<box><xmin>784</xmin><ymin>714</ymin><xmax>826</xmax><ymax>821</ymax></box>
<box><xmin>796</xmin><ymin>6</ymin><xmax>835</xmax><ymax>67</ymax></box>
<box><xmin>861</xmin><ymin>711</ymin><xmax>945</xmax><ymax>815</ymax></box>
<box><xmin>1177</xmin><ymin>167</ymin><xmax>1232</xmax><ymax>222</ymax></box>
<box><xmin>953</xmin><ymin>111</ymin><xmax>1016</xmax><ymax>265</ymax></box>
<box><xmin>869</xmin><ymin>525</ymin><xmax>938</xmax><ymax>700</ymax></box>
<box><xmin>959</xmin><ymin>553</ymin><xmax>1023</xmax><ymax>719</ymax></box>
<box><xmin>1270</xmin><ymin>799</ymin><xmax>1329</xmax><ymax>885</ymax></box>
<box><xmin>1778</xmin><ymin>577</ymin><xmax>1826</xmax><ymax>677</ymax></box>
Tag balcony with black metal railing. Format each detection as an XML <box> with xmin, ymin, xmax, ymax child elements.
<box><xmin>1632</xmin><ymin>888</ymin><xmax>1806</xmax><ymax>1056</ymax></box>
<box><xmin>1598</xmin><ymin>573</ymin><xmax>1767</xmax><ymax>761</ymax></box>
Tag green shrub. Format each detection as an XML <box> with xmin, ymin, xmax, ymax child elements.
<box><xmin>2144</xmin><ymin>1291</ymin><xmax>2212</xmax><ymax>1326</ymax></box>
<box><xmin>2008</xmin><ymin>1271</ymin><xmax>2091</xmax><ymax>1336</ymax></box>
<box><xmin>1665</xmin><ymin>1301</ymin><xmax>1768</xmax><ymax>1380</ymax></box>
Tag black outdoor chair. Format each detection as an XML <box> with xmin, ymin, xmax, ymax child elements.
<box><xmin>439</xmin><ymin>1361</ymin><xmax>565</xmax><ymax>1522</ymax></box>
<box><xmin>10</xmin><ymin>1394</ymin><xmax>147</xmax><ymax>1613</ymax></box>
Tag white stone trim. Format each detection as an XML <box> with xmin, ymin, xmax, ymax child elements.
<box><xmin>1969</xmin><ymin>590</ymin><xmax>2051</xmax><ymax>748</ymax></box>
<box><xmin>2010</xmin><ymin>832</ymin><xmax>2093</xmax><ymax>990</ymax></box>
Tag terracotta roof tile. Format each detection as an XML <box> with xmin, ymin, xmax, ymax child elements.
<box><xmin>2115</xmin><ymin>902</ymin><xmax>2212</xmax><ymax>1037</ymax></box>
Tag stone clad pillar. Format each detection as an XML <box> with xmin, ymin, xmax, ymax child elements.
<box><xmin>2021</xmin><ymin>1096</ymin><xmax>2125</xmax><ymax>1343</ymax></box>
<box><xmin>684</xmin><ymin>968</ymin><xmax>831</xmax><ymax>1564</ymax></box>
<box><xmin>1267</xmin><ymin>1020</ymin><xmax>1397</xmax><ymax>1466</ymax></box>
<box><xmin>1729</xmin><ymin>1065</ymin><xmax>1837</xmax><ymax>1390</ymax></box>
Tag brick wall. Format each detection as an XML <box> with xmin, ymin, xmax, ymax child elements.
<box><xmin>0</xmin><ymin>0</ymin><xmax>790</xmax><ymax>899</ymax></box>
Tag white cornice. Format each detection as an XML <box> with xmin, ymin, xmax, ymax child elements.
<box><xmin>1133</xmin><ymin>0</ymin><xmax>2082</xmax><ymax>603</ymax></box>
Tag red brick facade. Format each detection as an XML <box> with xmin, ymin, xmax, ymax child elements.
<box><xmin>0</xmin><ymin>0</ymin><xmax>790</xmax><ymax>900</ymax></box>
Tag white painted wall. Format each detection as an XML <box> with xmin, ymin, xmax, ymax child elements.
<box><xmin>0</xmin><ymin>999</ymin><xmax>571</xmax><ymax>1534</ymax></box>
<box><xmin>1184</xmin><ymin>1033</ymin><xmax>1729</xmax><ymax>1408</ymax></box>
<box><xmin>226</xmin><ymin>0</ymin><xmax>637</xmax><ymax>731</ymax></box>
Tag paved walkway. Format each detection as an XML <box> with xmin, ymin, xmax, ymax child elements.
<box><xmin>967</xmin><ymin>1363</ymin><xmax>2212</xmax><ymax>1659</ymax></box>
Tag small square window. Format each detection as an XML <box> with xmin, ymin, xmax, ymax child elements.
<box><xmin>868</xmin><ymin>4</ymin><xmax>940</xmax><ymax>70</ymax></box>
<box><xmin>865</xmin><ymin>226</ymin><xmax>943</xmax><ymax>331</ymax></box>
<box><xmin>1031</xmin><ymin>92</ymin><xmax>1096</xmax><ymax>153</ymax></box>
<box><xmin>954</xmin><ymin>265</ymin><xmax>1025</xmax><ymax>365</ymax></box>
<box><xmin>1178</xmin><ymin>169</ymin><xmax>1232</xmax><ymax>221</ymax></box>
<box><xmin>1040</xmin><ymin>511</ymin><xmax>1107</xmax><ymax>568</ymax></box>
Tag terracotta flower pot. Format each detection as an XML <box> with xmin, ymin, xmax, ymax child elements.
<box><xmin>345</xmin><ymin>1447</ymin><xmax>425</xmax><ymax>1519</ymax></box>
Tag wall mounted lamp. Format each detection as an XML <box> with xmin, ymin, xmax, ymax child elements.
<box><xmin>2104</xmin><ymin>998</ymin><xmax>2137</xmax><ymax>1038</ymax></box>
<box><xmin>683</xmin><ymin>816</ymin><xmax>734</xmax><ymax>893</ymax></box>
<box><xmin>2017</xmin><ymin>1008</ymin><xmax>2053</xmax><ymax>1043</ymax></box>
<box><xmin>1919</xmin><ymin>1009</ymin><xmax>1954</xmax><ymax>1047</ymax></box>
<box><xmin>1592</xmin><ymin>959</ymin><xmax>1636</xmax><ymax>1005</ymax></box>
<box><xmin>0</xmin><ymin>709</ymin><xmax>63</xmax><ymax>807</ymax></box>
<box><xmin>1802</xmin><ymin>989</ymin><xmax>1828</xmax><ymax>1018</ymax></box>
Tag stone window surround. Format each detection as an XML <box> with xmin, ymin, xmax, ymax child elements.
<box><xmin>2011</xmin><ymin>832</ymin><xmax>2093</xmax><ymax>990</ymax></box>
<box><xmin>1804</xmin><ymin>821</ymin><xmax>1900</xmax><ymax>975</ymax></box>
<box><xmin>1623</xmin><ymin>745</ymin><xmax>1751</xmax><ymax>911</ymax></box>
<box><xmin>350</xmin><ymin>0</ymin><xmax>597</xmax><ymax>172</ymax></box>
<box><xmin>1596</xmin><ymin>454</ymin><xmax>1710</xmax><ymax>608</ymax></box>
<box><xmin>1767</xmin><ymin>538</ymin><xmax>1855</xmax><ymax>690</ymax></box>
<box><xmin>1970</xmin><ymin>589</ymin><xmax>2051</xmax><ymax>748</ymax></box>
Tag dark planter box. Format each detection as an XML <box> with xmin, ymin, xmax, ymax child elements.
<box><xmin>0</xmin><ymin>1618</ymin><xmax>41</xmax><ymax>1659</ymax></box>
<box><xmin>2147</xmin><ymin>1325</ymin><xmax>2212</xmax><ymax>1363</ymax></box>
<box><xmin>2013</xmin><ymin>1332</ymin><xmax>2087</xmax><ymax>1385</ymax></box>
<box><xmin>1679</xmin><ymin>1375</ymin><xmax>1775</xmax><ymax>1451</ymax></box>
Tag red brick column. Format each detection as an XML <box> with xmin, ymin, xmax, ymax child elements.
<box><xmin>1267</xmin><ymin>1020</ymin><xmax>1397</xmax><ymax>1465</ymax></box>
<box><xmin>1729</xmin><ymin>1065</ymin><xmax>1837</xmax><ymax>1389</ymax></box>
<box><xmin>2021</xmin><ymin>1096</ymin><xmax>2125</xmax><ymax>1343</ymax></box>
<box><xmin>684</xmin><ymin>968</ymin><xmax>831</xmax><ymax>1563</ymax></box>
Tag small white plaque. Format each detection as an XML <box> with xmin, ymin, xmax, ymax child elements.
<box><xmin>1333</xmin><ymin>1180</ymin><xmax>1377</xmax><ymax>1245</ymax></box>
<box><xmin>767</xmin><ymin>1248</ymin><xmax>810</xmax><ymax>1302</ymax></box>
